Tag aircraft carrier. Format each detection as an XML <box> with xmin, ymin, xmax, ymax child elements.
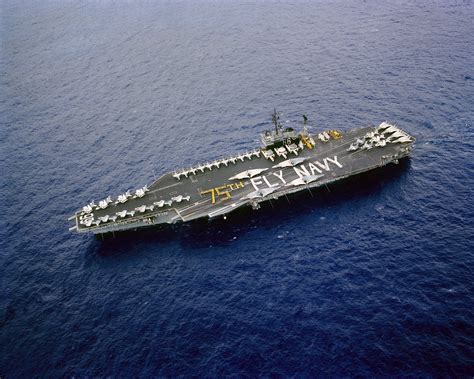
<box><xmin>69</xmin><ymin>111</ymin><xmax>415</xmax><ymax>236</ymax></box>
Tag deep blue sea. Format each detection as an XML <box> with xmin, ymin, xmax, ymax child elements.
<box><xmin>1</xmin><ymin>0</ymin><xmax>474</xmax><ymax>376</ymax></box>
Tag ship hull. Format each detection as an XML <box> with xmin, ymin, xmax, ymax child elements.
<box><xmin>70</xmin><ymin>124</ymin><xmax>415</xmax><ymax>235</ymax></box>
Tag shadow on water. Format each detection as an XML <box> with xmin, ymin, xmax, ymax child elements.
<box><xmin>90</xmin><ymin>159</ymin><xmax>411</xmax><ymax>257</ymax></box>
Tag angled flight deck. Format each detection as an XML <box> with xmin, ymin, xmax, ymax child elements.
<box><xmin>69</xmin><ymin>112</ymin><xmax>415</xmax><ymax>235</ymax></box>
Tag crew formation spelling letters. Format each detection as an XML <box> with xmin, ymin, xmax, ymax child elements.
<box><xmin>200</xmin><ymin>181</ymin><xmax>245</xmax><ymax>204</ymax></box>
<box><xmin>200</xmin><ymin>155</ymin><xmax>343</xmax><ymax>204</ymax></box>
<box><xmin>250</xmin><ymin>155</ymin><xmax>342</xmax><ymax>191</ymax></box>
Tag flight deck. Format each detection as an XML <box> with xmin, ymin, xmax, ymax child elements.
<box><xmin>69</xmin><ymin>114</ymin><xmax>415</xmax><ymax>236</ymax></box>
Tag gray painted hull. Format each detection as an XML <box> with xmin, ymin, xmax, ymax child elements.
<box><xmin>70</xmin><ymin>124</ymin><xmax>415</xmax><ymax>235</ymax></box>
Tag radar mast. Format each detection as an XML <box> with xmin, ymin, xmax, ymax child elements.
<box><xmin>271</xmin><ymin>108</ymin><xmax>282</xmax><ymax>134</ymax></box>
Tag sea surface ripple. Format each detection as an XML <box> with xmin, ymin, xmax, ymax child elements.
<box><xmin>1</xmin><ymin>1</ymin><xmax>473</xmax><ymax>376</ymax></box>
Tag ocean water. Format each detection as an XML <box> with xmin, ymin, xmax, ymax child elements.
<box><xmin>1</xmin><ymin>0</ymin><xmax>473</xmax><ymax>376</ymax></box>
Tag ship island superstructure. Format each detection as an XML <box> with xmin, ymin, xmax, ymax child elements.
<box><xmin>69</xmin><ymin>111</ymin><xmax>415</xmax><ymax>235</ymax></box>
